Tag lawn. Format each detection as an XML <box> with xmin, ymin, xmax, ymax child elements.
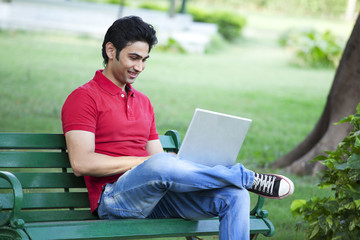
<box><xmin>0</xmin><ymin>10</ymin><xmax>353</xmax><ymax>240</ymax></box>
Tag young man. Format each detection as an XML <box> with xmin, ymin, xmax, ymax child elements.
<box><xmin>62</xmin><ymin>16</ymin><xmax>294</xmax><ymax>240</ymax></box>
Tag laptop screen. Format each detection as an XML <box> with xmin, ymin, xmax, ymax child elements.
<box><xmin>177</xmin><ymin>108</ymin><xmax>252</xmax><ymax>167</ymax></box>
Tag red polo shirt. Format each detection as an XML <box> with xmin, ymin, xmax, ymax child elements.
<box><xmin>61</xmin><ymin>70</ymin><xmax>159</xmax><ymax>213</ymax></box>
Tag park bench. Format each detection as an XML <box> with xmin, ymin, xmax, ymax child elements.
<box><xmin>0</xmin><ymin>131</ymin><xmax>275</xmax><ymax>240</ymax></box>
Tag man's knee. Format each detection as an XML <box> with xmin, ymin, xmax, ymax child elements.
<box><xmin>141</xmin><ymin>152</ymin><xmax>195</xmax><ymax>178</ymax></box>
<box><xmin>220</xmin><ymin>187</ymin><xmax>250</xmax><ymax>209</ymax></box>
<box><xmin>141</xmin><ymin>153</ymin><xmax>174</xmax><ymax>173</ymax></box>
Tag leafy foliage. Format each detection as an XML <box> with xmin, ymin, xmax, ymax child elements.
<box><xmin>137</xmin><ymin>3</ymin><xmax>246</xmax><ymax>42</ymax></box>
<box><xmin>138</xmin><ymin>2</ymin><xmax>168</xmax><ymax>12</ymax></box>
<box><xmin>200</xmin><ymin>0</ymin><xmax>358</xmax><ymax>19</ymax></box>
<box><xmin>291</xmin><ymin>103</ymin><xmax>360</xmax><ymax>239</ymax></box>
<box><xmin>279</xmin><ymin>28</ymin><xmax>344</xmax><ymax>68</ymax></box>
<box><xmin>155</xmin><ymin>38</ymin><xmax>187</xmax><ymax>54</ymax></box>
<box><xmin>80</xmin><ymin>0</ymin><xmax>128</xmax><ymax>5</ymax></box>
<box><xmin>188</xmin><ymin>7</ymin><xmax>246</xmax><ymax>42</ymax></box>
<box><xmin>79</xmin><ymin>0</ymin><xmax>360</xmax><ymax>19</ymax></box>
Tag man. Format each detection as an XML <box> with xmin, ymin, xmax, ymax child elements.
<box><xmin>62</xmin><ymin>16</ymin><xmax>294</xmax><ymax>240</ymax></box>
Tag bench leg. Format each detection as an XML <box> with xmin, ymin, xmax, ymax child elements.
<box><xmin>250</xmin><ymin>233</ymin><xmax>259</xmax><ymax>240</ymax></box>
<box><xmin>186</xmin><ymin>234</ymin><xmax>258</xmax><ymax>240</ymax></box>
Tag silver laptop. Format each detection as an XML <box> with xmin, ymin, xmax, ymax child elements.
<box><xmin>177</xmin><ymin>108</ymin><xmax>252</xmax><ymax>167</ymax></box>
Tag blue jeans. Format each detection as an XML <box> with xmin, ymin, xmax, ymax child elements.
<box><xmin>98</xmin><ymin>152</ymin><xmax>255</xmax><ymax>240</ymax></box>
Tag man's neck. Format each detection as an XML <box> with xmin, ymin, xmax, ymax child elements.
<box><xmin>102</xmin><ymin>68</ymin><xmax>126</xmax><ymax>91</ymax></box>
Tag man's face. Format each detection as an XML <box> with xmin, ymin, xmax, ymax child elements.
<box><xmin>105</xmin><ymin>41</ymin><xmax>150</xmax><ymax>90</ymax></box>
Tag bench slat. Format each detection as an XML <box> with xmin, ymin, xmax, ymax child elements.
<box><xmin>23</xmin><ymin>217</ymin><xmax>271</xmax><ymax>240</ymax></box>
<box><xmin>0</xmin><ymin>133</ymin><xmax>66</xmax><ymax>149</ymax></box>
<box><xmin>2</xmin><ymin>192</ymin><xmax>89</xmax><ymax>209</ymax></box>
<box><xmin>0</xmin><ymin>172</ymin><xmax>85</xmax><ymax>189</ymax></box>
<box><xmin>25</xmin><ymin>218</ymin><xmax>219</xmax><ymax>240</ymax></box>
<box><xmin>0</xmin><ymin>210</ymin><xmax>96</xmax><ymax>223</ymax></box>
<box><xmin>0</xmin><ymin>134</ymin><xmax>177</xmax><ymax>151</ymax></box>
<box><xmin>0</xmin><ymin>152</ymin><xmax>70</xmax><ymax>168</ymax></box>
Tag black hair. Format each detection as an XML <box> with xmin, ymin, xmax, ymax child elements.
<box><xmin>101</xmin><ymin>16</ymin><xmax>158</xmax><ymax>65</ymax></box>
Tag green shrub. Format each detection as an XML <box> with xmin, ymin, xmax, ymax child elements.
<box><xmin>188</xmin><ymin>8</ymin><xmax>246</xmax><ymax>42</ymax></box>
<box><xmin>187</xmin><ymin>7</ymin><xmax>209</xmax><ymax>22</ymax></box>
<box><xmin>138</xmin><ymin>2</ymin><xmax>168</xmax><ymax>12</ymax></box>
<box><xmin>210</xmin><ymin>0</ymin><xmax>357</xmax><ymax>19</ymax></box>
<box><xmin>211</xmin><ymin>11</ymin><xmax>247</xmax><ymax>42</ymax></box>
<box><xmin>279</xmin><ymin>28</ymin><xmax>344</xmax><ymax>68</ymax></box>
<box><xmin>291</xmin><ymin>103</ymin><xmax>360</xmax><ymax>239</ymax></box>
<box><xmin>156</xmin><ymin>38</ymin><xmax>187</xmax><ymax>54</ymax></box>
<box><xmin>85</xmin><ymin>0</ymin><xmax>128</xmax><ymax>5</ymax></box>
<box><xmin>137</xmin><ymin>4</ymin><xmax>246</xmax><ymax>42</ymax></box>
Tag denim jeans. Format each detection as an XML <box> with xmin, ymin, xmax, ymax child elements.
<box><xmin>97</xmin><ymin>152</ymin><xmax>255</xmax><ymax>240</ymax></box>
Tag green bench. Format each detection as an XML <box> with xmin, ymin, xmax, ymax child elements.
<box><xmin>0</xmin><ymin>131</ymin><xmax>275</xmax><ymax>240</ymax></box>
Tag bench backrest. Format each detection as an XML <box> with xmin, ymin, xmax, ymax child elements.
<box><xmin>0</xmin><ymin>132</ymin><xmax>181</xmax><ymax>223</ymax></box>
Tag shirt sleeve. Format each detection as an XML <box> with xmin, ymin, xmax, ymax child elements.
<box><xmin>148</xmin><ymin>116</ymin><xmax>159</xmax><ymax>141</ymax></box>
<box><xmin>61</xmin><ymin>89</ymin><xmax>98</xmax><ymax>134</ymax></box>
<box><xmin>148</xmin><ymin>101</ymin><xmax>159</xmax><ymax>141</ymax></box>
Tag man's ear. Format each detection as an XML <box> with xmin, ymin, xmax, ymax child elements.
<box><xmin>105</xmin><ymin>42</ymin><xmax>116</xmax><ymax>60</ymax></box>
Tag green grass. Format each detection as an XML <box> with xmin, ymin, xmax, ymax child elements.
<box><xmin>0</xmin><ymin>10</ymin><xmax>352</xmax><ymax>239</ymax></box>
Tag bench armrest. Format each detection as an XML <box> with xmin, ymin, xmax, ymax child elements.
<box><xmin>250</xmin><ymin>195</ymin><xmax>266</xmax><ymax>217</ymax></box>
<box><xmin>0</xmin><ymin>171</ymin><xmax>25</xmax><ymax>229</ymax></box>
<box><xmin>165</xmin><ymin>130</ymin><xmax>181</xmax><ymax>153</ymax></box>
<box><xmin>250</xmin><ymin>195</ymin><xmax>275</xmax><ymax>236</ymax></box>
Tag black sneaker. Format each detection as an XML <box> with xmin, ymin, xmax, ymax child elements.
<box><xmin>248</xmin><ymin>173</ymin><xmax>294</xmax><ymax>199</ymax></box>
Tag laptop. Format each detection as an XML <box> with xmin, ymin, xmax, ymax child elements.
<box><xmin>177</xmin><ymin>108</ymin><xmax>252</xmax><ymax>167</ymax></box>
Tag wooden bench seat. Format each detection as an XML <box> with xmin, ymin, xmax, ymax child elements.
<box><xmin>0</xmin><ymin>131</ymin><xmax>275</xmax><ymax>239</ymax></box>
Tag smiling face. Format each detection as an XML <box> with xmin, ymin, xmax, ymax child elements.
<box><xmin>103</xmin><ymin>41</ymin><xmax>150</xmax><ymax>90</ymax></box>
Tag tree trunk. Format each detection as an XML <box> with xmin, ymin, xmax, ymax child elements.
<box><xmin>345</xmin><ymin>0</ymin><xmax>357</xmax><ymax>21</ymax></box>
<box><xmin>169</xmin><ymin>0</ymin><xmax>176</xmax><ymax>18</ymax></box>
<box><xmin>117</xmin><ymin>0</ymin><xmax>126</xmax><ymax>18</ymax></box>
<box><xmin>272</xmin><ymin>13</ymin><xmax>360</xmax><ymax>175</ymax></box>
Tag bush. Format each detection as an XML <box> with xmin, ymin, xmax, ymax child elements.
<box><xmin>156</xmin><ymin>38</ymin><xmax>187</xmax><ymax>54</ymax></box>
<box><xmin>209</xmin><ymin>0</ymin><xmax>358</xmax><ymax>19</ymax></box>
<box><xmin>83</xmin><ymin>0</ymin><xmax>128</xmax><ymax>5</ymax></box>
<box><xmin>138</xmin><ymin>2</ymin><xmax>168</xmax><ymax>12</ymax></box>
<box><xmin>137</xmin><ymin>4</ymin><xmax>246</xmax><ymax>42</ymax></box>
<box><xmin>211</xmin><ymin>11</ymin><xmax>247</xmax><ymax>42</ymax></box>
<box><xmin>279</xmin><ymin>28</ymin><xmax>344</xmax><ymax>68</ymax></box>
<box><xmin>188</xmin><ymin>8</ymin><xmax>246</xmax><ymax>42</ymax></box>
<box><xmin>291</xmin><ymin>103</ymin><xmax>360</xmax><ymax>239</ymax></box>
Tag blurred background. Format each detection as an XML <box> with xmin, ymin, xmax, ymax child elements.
<box><xmin>0</xmin><ymin>0</ymin><xmax>358</xmax><ymax>239</ymax></box>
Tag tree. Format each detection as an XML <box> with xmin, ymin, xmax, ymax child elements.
<box><xmin>117</xmin><ymin>0</ymin><xmax>126</xmax><ymax>18</ymax></box>
<box><xmin>345</xmin><ymin>0</ymin><xmax>357</xmax><ymax>21</ymax></box>
<box><xmin>272</xmin><ymin>13</ymin><xmax>360</xmax><ymax>175</ymax></box>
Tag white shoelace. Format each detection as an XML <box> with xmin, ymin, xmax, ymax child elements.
<box><xmin>252</xmin><ymin>173</ymin><xmax>276</xmax><ymax>195</ymax></box>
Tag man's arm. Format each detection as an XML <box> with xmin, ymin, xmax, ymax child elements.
<box><xmin>65</xmin><ymin>130</ymin><xmax>163</xmax><ymax>177</ymax></box>
<box><xmin>146</xmin><ymin>138</ymin><xmax>164</xmax><ymax>155</ymax></box>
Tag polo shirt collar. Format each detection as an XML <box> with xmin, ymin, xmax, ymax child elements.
<box><xmin>93</xmin><ymin>70</ymin><xmax>135</xmax><ymax>97</ymax></box>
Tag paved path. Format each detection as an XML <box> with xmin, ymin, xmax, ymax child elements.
<box><xmin>0</xmin><ymin>0</ymin><xmax>217</xmax><ymax>53</ymax></box>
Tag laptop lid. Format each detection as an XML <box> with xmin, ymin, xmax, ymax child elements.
<box><xmin>177</xmin><ymin>108</ymin><xmax>252</xmax><ymax>167</ymax></box>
